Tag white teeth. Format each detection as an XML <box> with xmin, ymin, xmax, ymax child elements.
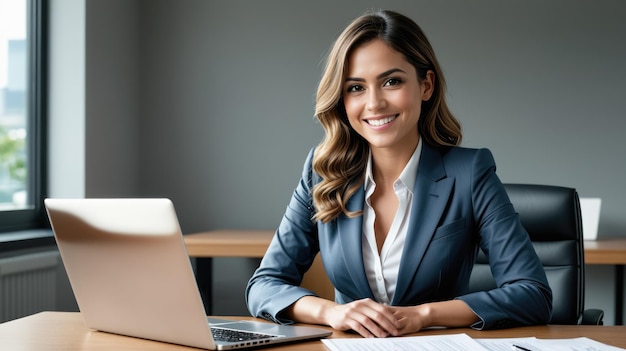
<box><xmin>367</xmin><ymin>115</ymin><xmax>396</xmax><ymax>126</ymax></box>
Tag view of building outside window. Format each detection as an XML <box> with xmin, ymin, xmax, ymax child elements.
<box><xmin>0</xmin><ymin>0</ymin><xmax>28</xmax><ymax>210</ymax></box>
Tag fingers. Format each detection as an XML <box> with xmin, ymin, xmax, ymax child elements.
<box><xmin>329</xmin><ymin>298</ymin><xmax>400</xmax><ymax>338</ymax></box>
<box><xmin>389</xmin><ymin>305</ymin><xmax>428</xmax><ymax>335</ymax></box>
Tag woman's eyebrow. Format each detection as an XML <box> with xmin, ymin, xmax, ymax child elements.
<box><xmin>345</xmin><ymin>68</ymin><xmax>407</xmax><ymax>83</ymax></box>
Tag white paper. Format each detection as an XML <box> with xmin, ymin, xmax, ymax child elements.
<box><xmin>321</xmin><ymin>335</ymin><xmax>626</xmax><ymax>351</ymax></box>
<box><xmin>537</xmin><ymin>337</ymin><xmax>626</xmax><ymax>351</ymax></box>
<box><xmin>474</xmin><ymin>337</ymin><xmax>541</xmax><ymax>351</ymax></box>
<box><xmin>322</xmin><ymin>333</ymin><xmax>490</xmax><ymax>351</ymax></box>
<box><xmin>475</xmin><ymin>336</ymin><xmax>626</xmax><ymax>351</ymax></box>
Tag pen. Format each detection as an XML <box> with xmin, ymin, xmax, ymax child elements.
<box><xmin>511</xmin><ymin>344</ymin><xmax>533</xmax><ymax>351</ymax></box>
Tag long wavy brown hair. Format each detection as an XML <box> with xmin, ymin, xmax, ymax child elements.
<box><xmin>312</xmin><ymin>9</ymin><xmax>462</xmax><ymax>223</ymax></box>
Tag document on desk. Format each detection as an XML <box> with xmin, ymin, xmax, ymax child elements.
<box><xmin>474</xmin><ymin>337</ymin><xmax>540</xmax><ymax>351</ymax></box>
<box><xmin>535</xmin><ymin>337</ymin><xmax>626</xmax><ymax>351</ymax></box>
<box><xmin>475</xmin><ymin>336</ymin><xmax>626</xmax><ymax>351</ymax></box>
<box><xmin>322</xmin><ymin>334</ymin><xmax>626</xmax><ymax>351</ymax></box>
<box><xmin>322</xmin><ymin>333</ymin><xmax>489</xmax><ymax>351</ymax></box>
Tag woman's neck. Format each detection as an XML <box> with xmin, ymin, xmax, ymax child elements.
<box><xmin>370</xmin><ymin>139</ymin><xmax>419</xmax><ymax>185</ymax></box>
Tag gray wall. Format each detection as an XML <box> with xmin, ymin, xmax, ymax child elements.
<box><xmin>138</xmin><ymin>0</ymin><xmax>626</xmax><ymax>236</ymax></box>
<box><xmin>49</xmin><ymin>0</ymin><xmax>626</xmax><ymax>322</ymax></box>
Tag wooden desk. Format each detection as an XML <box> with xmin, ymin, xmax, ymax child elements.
<box><xmin>184</xmin><ymin>230</ymin><xmax>626</xmax><ymax>323</ymax></box>
<box><xmin>584</xmin><ymin>239</ymin><xmax>626</xmax><ymax>265</ymax></box>
<box><xmin>185</xmin><ymin>229</ymin><xmax>273</xmax><ymax>257</ymax></box>
<box><xmin>2</xmin><ymin>312</ymin><xmax>626</xmax><ymax>350</ymax></box>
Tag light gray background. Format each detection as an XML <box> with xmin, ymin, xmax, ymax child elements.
<box><xmin>48</xmin><ymin>1</ymin><xmax>625</xmax><ymax>323</ymax></box>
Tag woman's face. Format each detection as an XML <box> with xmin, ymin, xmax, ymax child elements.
<box><xmin>343</xmin><ymin>39</ymin><xmax>433</xmax><ymax>153</ymax></box>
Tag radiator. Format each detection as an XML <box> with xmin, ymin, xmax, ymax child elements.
<box><xmin>0</xmin><ymin>250</ymin><xmax>59</xmax><ymax>322</ymax></box>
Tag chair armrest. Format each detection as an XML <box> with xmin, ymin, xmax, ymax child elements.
<box><xmin>581</xmin><ymin>309</ymin><xmax>604</xmax><ymax>325</ymax></box>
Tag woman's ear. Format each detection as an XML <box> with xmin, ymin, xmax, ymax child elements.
<box><xmin>421</xmin><ymin>70</ymin><xmax>435</xmax><ymax>101</ymax></box>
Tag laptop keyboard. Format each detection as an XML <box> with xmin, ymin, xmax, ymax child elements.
<box><xmin>210</xmin><ymin>327</ymin><xmax>278</xmax><ymax>343</ymax></box>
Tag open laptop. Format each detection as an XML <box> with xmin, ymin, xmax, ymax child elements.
<box><xmin>44</xmin><ymin>198</ymin><xmax>331</xmax><ymax>350</ymax></box>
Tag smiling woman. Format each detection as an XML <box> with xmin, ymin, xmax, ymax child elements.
<box><xmin>246</xmin><ymin>9</ymin><xmax>552</xmax><ymax>338</ymax></box>
<box><xmin>0</xmin><ymin>0</ymin><xmax>47</xmax><ymax>234</ymax></box>
<box><xmin>343</xmin><ymin>40</ymin><xmax>433</xmax><ymax>156</ymax></box>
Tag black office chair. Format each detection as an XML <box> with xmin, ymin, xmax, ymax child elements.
<box><xmin>469</xmin><ymin>183</ymin><xmax>604</xmax><ymax>325</ymax></box>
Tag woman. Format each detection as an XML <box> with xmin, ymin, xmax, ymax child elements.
<box><xmin>246</xmin><ymin>9</ymin><xmax>552</xmax><ymax>338</ymax></box>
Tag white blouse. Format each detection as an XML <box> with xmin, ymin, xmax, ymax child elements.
<box><xmin>361</xmin><ymin>140</ymin><xmax>422</xmax><ymax>304</ymax></box>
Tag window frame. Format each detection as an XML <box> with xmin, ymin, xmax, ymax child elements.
<box><xmin>0</xmin><ymin>0</ymin><xmax>48</xmax><ymax>236</ymax></box>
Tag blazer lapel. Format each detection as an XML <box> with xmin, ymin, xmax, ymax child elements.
<box><xmin>392</xmin><ymin>144</ymin><xmax>454</xmax><ymax>304</ymax></box>
<box><xmin>336</xmin><ymin>185</ymin><xmax>374</xmax><ymax>299</ymax></box>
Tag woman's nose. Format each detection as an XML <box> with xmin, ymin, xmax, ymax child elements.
<box><xmin>366</xmin><ymin>89</ymin><xmax>386</xmax><ymax>111</ymax></box>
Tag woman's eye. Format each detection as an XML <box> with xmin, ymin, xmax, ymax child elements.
<box><xmin>384</xmin><ymin>78</ymin><xmax>402</xmax><ymax>86</ymax></box>
<box><xmin>346</xmin><ymin>84</ymin><xmax>364</xmax><ymax>93</ymax></box>
<box><xmin>384</xmin><ymin>78</ymin><xmax>402</xmax><ymax>87</ymax></box>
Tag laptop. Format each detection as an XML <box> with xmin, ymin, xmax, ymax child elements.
<box><xmin>44</xmin><ymin>198</ymin><xmax>331</xmax><ymax>350</ymax></box>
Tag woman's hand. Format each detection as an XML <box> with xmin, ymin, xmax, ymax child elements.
<box><xmin>322</xmin><ymin>298</ymin><xmax>400</xmax><ymax>338</ymax></box>
<box><xmin>388</xmin><ymin>304</ymin><xmax>432</xmax><ymax>335</ymax></box>
<box><xmin>287</xmin><ymin>297</ymin><xmax>478</xmax><ymax>337</ymax></box>
<box><xmin>389</xmin><ymin>300</ymin><xmax>479</xmax><ymax>335</ymax></box>
<box><xmin>287</xmin><ymin>296</ymin><xmax>400</xmax><ymax>338</ymax></box>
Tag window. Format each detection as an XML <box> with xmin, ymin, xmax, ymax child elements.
<box><xmin>0</xmin><ymin>0</ymin><xmax>46</xmax><ymax>233</ymax></box>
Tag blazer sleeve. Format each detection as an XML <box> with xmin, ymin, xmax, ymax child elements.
<box><xmin>245</xmin><ymin>148</ymin><xmax>320</xmax><ymax>324</ymax></box>
<box><xmin>455</xmin><ymin>148</ymin><xmax>553</xmax><ymax>329</ymax></box>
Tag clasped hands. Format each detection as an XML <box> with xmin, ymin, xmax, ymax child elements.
<box><xmin>322</xmin><ymin>298</ymin><xmax>431</xmax><ymax>338</ymax></box>
<box><xmin>287</xmin><ymin>295</ymin><xmax>476</xmax><ymax>338</ymax></box>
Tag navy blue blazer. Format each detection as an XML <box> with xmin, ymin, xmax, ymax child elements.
<box><xmin>246</xmin><ymin>143</ymin><xmax>552</xmax><ymax>330</ymax></box>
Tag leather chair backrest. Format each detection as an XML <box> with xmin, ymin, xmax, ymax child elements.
<box><xmin>469</xmin><ymin>184</ymin><xmax>584</xmax><ymax>324</ymax></box>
